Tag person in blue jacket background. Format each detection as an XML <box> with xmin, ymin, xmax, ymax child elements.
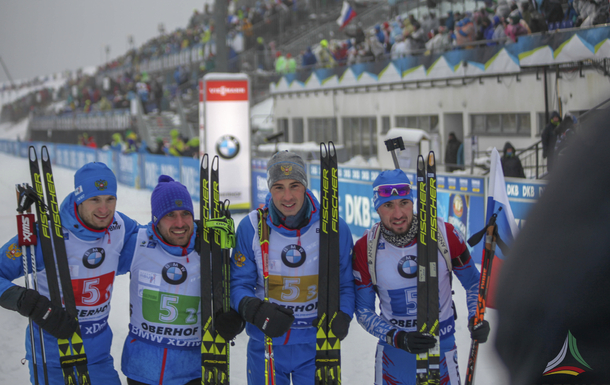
<box><xmin>0</xmin><ymin>162</ymin><xmax>139</xmax><ymax>385</ymax></box>
<box><xmin>120</xmin><ymin>175</ymin><xmax>244</xmax><ymax>385</ymax></box>
<box><xmin>230</xmin><ymin>151</ymin><xmax>355</xmax><ymax>385</ymax></box>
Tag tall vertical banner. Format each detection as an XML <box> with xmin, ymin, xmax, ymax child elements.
<box><xmin>200</xmin><ymin>73</ymin><xmax>251</xmax><ymax>210</ymax></box>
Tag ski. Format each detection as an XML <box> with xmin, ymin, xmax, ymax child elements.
<box><xmin>426</xmin><ymin>152</ymin><xmax>440</xmax><ymax>384</ymax></box>
<box><xmin>200</xmin><ymin>154</ymin><xmax>233</xmax><ymax>385</ymax></box>
<box><xmin>416</xmin><ymin>152</ymin><xmax>440</xmax><ymax>385</ymax></box>
<box><xmin>416</xmin><ymin>155</ymin><xmax>429</xmax><ymax>384</ymax></box>
<box><xmin>315</xmin><ymin>142</ymin><xmax>341</xmax><ymax>385</ymax></box>
<box><xmin>465</xmin><ymin>209</ymin><xmax>500</xmax><ymax>385</ymax></box>
<box><xmin>29</xmin><ymin>146</ymin><xmax>91</xmax><ymax>385</ymax></box>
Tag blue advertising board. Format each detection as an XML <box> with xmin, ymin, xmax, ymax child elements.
<box><xmin>180</xmin><ymin>157</ymin><xmax>200</xmax><ymax>202</ymax></box>
<box><xmin>309</xmin><ymin>165</ymin><xmax>488</xmax><ymax>250</ymax></box>
<box><xmin>142</xmin><ymin>154</ymin><xmax>181</xmax><ymax>190</ymax></box>
<box><xmin>251</xmin><ymin>158</ymin><xmax>269</xmax><ymax>209</ymax></box>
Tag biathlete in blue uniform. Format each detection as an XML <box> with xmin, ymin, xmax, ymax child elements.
<box><xmin>353</xmin><ymin>169</ymin><xmax>490</xmax><ymax>385</ymax></box>
<box><xmin>230</xmin><ymin>151</ymin><xmax>355</xmax><ymax>385</ymax></box>
<box><xmin>120</xmin><ymin>175</ymin><xmax>244</xmax><ymax>385</ymax></box>
<box><xmin>0</xmin><ymin>162</ymin><xmax>139</xmax><ymax>385</ymax></box>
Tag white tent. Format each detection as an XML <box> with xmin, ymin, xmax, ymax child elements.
<box><xmin>250</xmin><ymin>97</ymin><xmax>274</xmax><ymax>130</ymax></box>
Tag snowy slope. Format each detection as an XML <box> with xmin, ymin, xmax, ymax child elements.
<box><xmin>0</xmin><ymin>152</ymin><xmax>509</xmax><ymax>384</ymax></box>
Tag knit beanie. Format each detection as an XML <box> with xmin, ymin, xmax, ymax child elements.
<box><xmin>373</xmin><ymin>169</ymin><xmax>413</xmax><ymax>211</ymax></box>
<box><xmin>73</xmin><ymin>162</ymin><xmax>117</xmax><ymax>204</ymax></box>
<box><xmin>266</xmin><ymin>151</ymin><xmax>308</xmax><ymax>189</ymax></box>
<box><xmin>151</xmin><ymin>175</ymin><xmax>194</xmax><ymax>225</ymax></box>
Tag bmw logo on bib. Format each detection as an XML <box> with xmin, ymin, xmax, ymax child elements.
<box><xmin>397</xmin><ymin>255</ymin><xmax>418</xmax><ymax>279</ymax></box>
<box><xmin>282</xmin><ymin>244</ymin><xmax>307</xmax><ymax>268</ymax></box>
<box><xmin>162</xmin><ymin>262</ymin><xmax>187</xmax><ymax>285</ymax></box>
<box><xmin>216</xmin><ymin>135</ymin><xmax>240</xmax><ymax>160</ymax></box>
<box><xmin>82</xmin><ymin>247</ymin><xmax>106</xmax><ymax>269</ymax></box>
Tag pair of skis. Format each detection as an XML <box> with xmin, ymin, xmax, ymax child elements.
<box><xmin>200</xmin><ymin>154</ymin><xmax>235</xmax><ymax>385</ymax></box>
<box><xmin>416</xmin><ymin>152</ymin><xmax>440</xmax><ymax>385</ymax></box>
<box><xmin>315</xmin><ymin>142</ymin><xmax>342</xmax><ymax>385</ymax></box>
<box><xmin>20</xmin><ymin>146</ymin><xmax>91</xmax><ymax>385</ymax></box>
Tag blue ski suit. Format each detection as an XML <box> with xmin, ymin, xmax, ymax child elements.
<box><xmin>230</xmin><ymin>191</ymin><xmax>355</xmax><ymax>385</ymax></box>
<box><xmin>0</xmin><ymin>192</ymin><xmax>138</xmax><ymax>385</ymax></box>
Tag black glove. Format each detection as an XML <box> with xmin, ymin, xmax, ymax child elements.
<box><xmin>468</xmin><ymin>317</ymin><xmax>490</xmax><ymax>343</ymax></box>
<box><xmin>240</xmin><ymin>297</ymin><xmax>294</xmax><ymax>338</ymax></box>
<box><xmin>314</xmin><ymin>311</ymin><xmax>352</xmax><ymax>341</ymax></box>
<box><xmin>386</xmin><ymin>329</ymin><xmax>436</xmax><ymax>354</ymax></box>
<box><xmin>214</xmin><ymin>308</ymin><xmax>245</xmax><ymax>340</ymax></box>
<box><xmin>17</xmin><ymin>288</ymin><xmax>78</xmax><ymax>340</ymax></box>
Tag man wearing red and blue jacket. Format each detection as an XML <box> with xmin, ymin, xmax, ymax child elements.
<box><xmin>353</xmin><ymin>169</ymin><xmax>490</xmax><ymax>385</ymax></box>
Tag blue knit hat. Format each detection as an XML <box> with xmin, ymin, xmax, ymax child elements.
<box><xmin>73</xmin><ymin>162</ymin><xmax>117</xmax><ymax>204</ymax></box>
<box><xmin>151</xmin><ymin>175</ymin><xmax>194</xmax><ymax>225</ymax></box>
<box><xmin>372</xmin><ymin>169</ymin><xmax>413</xmax><ymax>211</ymax></box>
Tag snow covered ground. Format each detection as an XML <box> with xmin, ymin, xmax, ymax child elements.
<box><xmin>0</xmin><ymin>151</ymin><xmax>509</xmax><ymax>384</ymax></box>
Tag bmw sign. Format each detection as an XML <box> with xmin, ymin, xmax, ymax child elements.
<box><xmin>216</xmin><ymin>135</ymin><xmax>240</xmax><ymax>160</ymax></box>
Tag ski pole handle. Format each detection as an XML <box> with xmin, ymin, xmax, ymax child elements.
<box><xmin>384</xmin><ymin>137</ymin><xmax>405</xmax><ymax>169</ymax></box>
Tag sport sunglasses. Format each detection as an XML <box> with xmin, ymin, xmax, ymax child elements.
<box><xmin>373</xmin><ymin>183</ymin><xmax>411</xmax><ymax>197</ymax></box>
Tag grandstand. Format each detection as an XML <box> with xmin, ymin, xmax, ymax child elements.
<box><xmin>1</xmin><ymin>0</ymin><xmax>609</xmax><ymax>177</ymax></box>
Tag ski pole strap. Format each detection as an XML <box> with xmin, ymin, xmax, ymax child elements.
<box><xmin>367</xmin><ymin>222</ymin><xmax>452</xmax><ymax>287</ymax></box>
<box><xmin>206</xmin><ymin>217</ymin><xmax>236</xmax><ymax>249</ymax></box>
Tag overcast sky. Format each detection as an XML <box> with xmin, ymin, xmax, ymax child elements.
<box><xmin>0</xmin><ymin>0</ymin><xmax>212</xmax><ymax>84</ymax></box>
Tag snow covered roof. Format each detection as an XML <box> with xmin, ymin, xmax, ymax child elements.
<box><xmin>385</xmin><ymin>127</ymin><xmax>430</xmax><ymax>144</ymax></box>
<box><xmin>251</xmin><ymin>97</ymin><xmax>274</xmax><ymax>130</ymax></box>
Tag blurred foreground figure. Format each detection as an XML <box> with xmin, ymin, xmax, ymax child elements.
<box><xmin>495</xmin><ymin>108</ymin><xmax>610</xmax><ymax>384</ymax></box>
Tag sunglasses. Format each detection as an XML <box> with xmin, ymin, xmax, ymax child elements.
<box><xmin>373</xmin><ymin>183</ymin><xmax>411</xmax><ymax>198</ymax></box>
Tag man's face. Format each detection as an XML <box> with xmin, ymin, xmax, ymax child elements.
<box><xmin>270</xmin><ymin>179</ymin><xmax>306</xmax><ymax>217</ymax></box>
<box><xmin>77</xmin><ymin>195</ymin><xmax>117</xmax><ymax>230</ymax></box>
<box><xmin>377</xmin><ymin>199</ymin><xmax>414</xmax><ymax>236</ymax></box>
<box><xmin>156</xmin><ymin>210</ymin><xmax>194</xmax><ymax>247</ymax></box>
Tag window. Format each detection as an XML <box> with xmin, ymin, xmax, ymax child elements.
<box><xmin>292</xmin><ymin>118</ymin><xmax>304</xmax><ymax>143</ymax></box>
<box><xmin>381</xmin><ymin>116</ymin><xmax>391</xmax><ymax>135</ymax></box>
<box><xmin>342</xmin><ymin>117</ymin><xmax>377</xmax><ymax>158</ymax></box>
<box><xmin>470</xmin><ymin>113</ymin><xmax>531</xmax><ymax>136</ymax></box>
<box><xmin>277</xmin><ymin>118</ymin><xmax>289</xmax><ymax>142</ymax></box>
<box><xmin>395</xmin><ymin>115</ymin><xmax>439</xmax><ymax>133</ymax></box>
<box><xmin>307</xmin><ymin>118</ymin><xmax>337</xmax><ymax>143</ymax></box>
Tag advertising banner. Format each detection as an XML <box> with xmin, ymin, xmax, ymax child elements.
<box><xmin>201</xmin><ymin>73</ymin><xmax>251</xmax><ymax>210</ymax></box>
<box><xmin>251</xmin><ymin>158</ymin><xmax>269</xmax><ymax>209</ymax></box>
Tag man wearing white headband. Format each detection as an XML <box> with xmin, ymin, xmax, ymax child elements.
<box><xmin>352</xmin><ymin>168</ymin><xmax>489</xmax><ymax>385</ymax></box>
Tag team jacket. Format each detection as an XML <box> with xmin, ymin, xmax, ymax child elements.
<box><xmin>230</xmin><ymin>191</ymin><xmax>355</xmax><ymax>345</ymax></box>
<box><xmin>0</xmin><ymin>192</ymin><xmax>138</xmax><ymax>363</ymax></box>
<box><xmin>120</xmin><ymin>222</ymin><xmax>201</xmax><ymax>384</ymax></box>
<box><xmin>353</xmin><ymin>219</ymin><xmax>480</xmax><ymax>342</ymax></box>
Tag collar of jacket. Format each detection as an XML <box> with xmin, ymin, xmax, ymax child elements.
<box><xmin>263</xmin><ymin>189</ymin><xmax>320</xmax><ymax>236</ymax></box>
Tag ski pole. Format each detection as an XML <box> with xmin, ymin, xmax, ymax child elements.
<box><xmin>384</xmin><ymin>137</ymin><xmax>405</xmax><ymax>169</ymax></box>
<box><xmin>257</xmin><ymin>209</ymin><xmax>276</xmax><ymax>385</ymax></box>
<box><xmin>16</xmin><ymin>184</ymin><xmax>50</xmax><ymax>385</ymax></box>
<box><xmin>465</xmin><ymin>208</ymin><xmax>501</xmax><ymax>385</ymax></box>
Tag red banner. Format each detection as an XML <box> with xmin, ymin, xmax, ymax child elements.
<box><xmin>205</xmin><ymin>80</ymin><xmax>248</xmax><ymax>101</ymax></box>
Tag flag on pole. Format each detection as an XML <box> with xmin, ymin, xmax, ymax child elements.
<box><xmin>485</xmin><ymin>148</ymin><xmax>519</xmax><ymax>308</ymax></box>
<box><xmin>336</xmin><ymin>1</ymin><xmax>357</xmax><ymax>29</ymax></box>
